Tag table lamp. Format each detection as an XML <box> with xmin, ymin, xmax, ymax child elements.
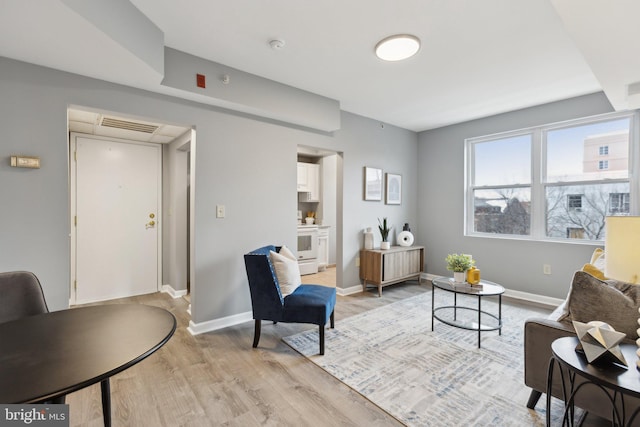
<box><xmin>604</xmin><ymin>216</ymin><xmax>640</xmax><ymax>369</ymax></box>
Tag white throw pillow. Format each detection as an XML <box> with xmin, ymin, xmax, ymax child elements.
<box><xmin>269</xmin><ymin>245</ymin><xmax>301</xmax><ymax>296</ymax></box>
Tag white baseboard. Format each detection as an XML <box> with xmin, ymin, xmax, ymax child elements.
<box><xmin>161</xmin><ymin>284</ymin><xmax>188</xmax><ymax>299</ymax></box>
<box><xmin>188</xmin><ymin>310</ymin><xmax>253</xmax><ymax>335</ymax></box>
<box><xmin>337</xmin><ymin>284</ymin><xmax>363</xmax><ymax>296</ymax></box>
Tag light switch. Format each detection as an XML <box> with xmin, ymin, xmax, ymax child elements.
<box><xmin>216</xmin><ymin>205</ymin><xmax>225</xmax><ymax>218</ymax></box>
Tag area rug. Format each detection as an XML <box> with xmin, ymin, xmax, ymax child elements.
<box><xmin>283</xmin><ymin>290</ymin><xmax>568</xmax><ymax>426</ymax></box>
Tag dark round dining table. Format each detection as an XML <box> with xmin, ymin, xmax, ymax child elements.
<box><xmin>0</xmin><ymin>303</ymin><xmax>176</xmax><ymax>426</ymax></box>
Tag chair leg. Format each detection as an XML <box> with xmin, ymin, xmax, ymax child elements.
<box><xmin>330</xmin><ymin>310</ymin><xmax>335</xmax><ymax>328</ymax></box>
<box><xmin>526</xmin><ymin>389</ymin><xmax>542</xmax><ymax>409</ymax></box>
<box><xmin>319</xmin><ymin>324</ymin><xmax>325</xmax><ymax>355</ymax></box>
<box><xmin>253</xmin><ymin>319</ymin><xmax>261</xmax><ymax>348</ymax></box>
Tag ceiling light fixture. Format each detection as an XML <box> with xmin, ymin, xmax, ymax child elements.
<box><xmin>375</xmin><ymin>34</ymin><xmax>420</xmax><ymax>61</ymax></box>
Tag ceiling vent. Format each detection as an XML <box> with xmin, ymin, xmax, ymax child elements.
<box><xmin>100</xmin><ymin>117</ymin><xmax>159</xmax><ymax>134</ymax></box>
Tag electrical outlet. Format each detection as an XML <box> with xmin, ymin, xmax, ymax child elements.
<box><xmin>543</xmin><ymin>264</ymin><xmax>551</xmax><ymax>275</ymax></box>
<box><xmin>216</xmin><ymin>205</ymin><xmax>225</xmax><ymax>218</ymax></box>
<box><xmin>356</xmin><ymin>257</ymin><xmax>360</xmax><ymax>267</ymax></box>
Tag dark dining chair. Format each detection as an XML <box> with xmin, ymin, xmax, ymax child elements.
<box><xmin>0</xmin><ymin>271</ymin><xmax>49</xmax><ymax>324</ymax></box>
<box><xmin>0</xmin><ymin>270</ymin><xmax>65</xmax><ymax>404</ymax></box>
<box><xmin>244</xmin><ymin>245</ymin><xmax>336</xmax><ymax>355</ymax></box>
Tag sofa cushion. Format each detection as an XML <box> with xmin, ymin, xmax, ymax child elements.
<box><xmin>556</xmin><ymin>248</ymin><xmax>607</xmax><ymax>320</ymax></box>
<box><xmin>270</xmin><ymin>245</ymin><xmax>301</xmax><ymax>296</ymax></box>
<box><xmin>562</xmin><ymin>271</ymin><xmax>640</xmax><ymax>339</ymax></box>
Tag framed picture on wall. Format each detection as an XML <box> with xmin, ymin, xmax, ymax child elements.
<box><xmin>385</xmin><ymin>173</ymin><xmax>402</xmax><ymax>205</ymax></box>
<box><xmin>364</xmin><ymin>167</ymin><xmax>383</xmax><ymax>201</ymax></box>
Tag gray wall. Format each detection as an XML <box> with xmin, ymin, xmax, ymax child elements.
<box><xmin>417</xmin><ymin>92</ymin><xmax>614</xmax><ymax>299</ymax></box>
<box><xmin>0</xmin><ymin>56</ymin><xmax>418</xmax><ymax>325</ymax></box>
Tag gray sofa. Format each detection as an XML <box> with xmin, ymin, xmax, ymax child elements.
<box><xmin>524</xmin><ymin>270</ymin><xmax>640</xmax><ymax>421</ymax></box>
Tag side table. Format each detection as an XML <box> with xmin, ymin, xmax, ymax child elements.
<box><xmin>547</xmin><ymin>336</ymin><xmax>640</xmax><ymax>426</ymax></box>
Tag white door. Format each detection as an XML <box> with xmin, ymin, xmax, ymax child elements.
<box><xmin>73</xmin><ymin>135</ymin><xmax>161</xmax><ymax>304</ymax></box>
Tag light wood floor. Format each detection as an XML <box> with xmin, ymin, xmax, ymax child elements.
<box><xmin>66</xmin><ymin>277</ymin><xmax>426</xmax><ymax>426</ymax></box>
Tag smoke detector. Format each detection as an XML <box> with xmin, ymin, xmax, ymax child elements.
<box><xmin>269</xmin><ymin>39</ymin><xmax>285</xmax><ymax>50</ymax></box>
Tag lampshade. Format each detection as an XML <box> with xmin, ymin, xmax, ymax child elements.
<box><xmin>605</xmin><ymin>216</ymin><xmax>640</xmax><ymax>284</ymax></box>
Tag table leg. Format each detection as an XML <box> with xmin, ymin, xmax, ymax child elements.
<box><xmin>378</xmin><ymin>284</ymin><xmax>382</xmax><ymax>297</ymax></box>
<box><xmin>498</xmin><ymin>294</ymin><xmax>502</xmax><ymax>336</ymax></box>
<box><xmin>477</xmin><ymin>295</ymin><xmax>482</xmax><ymax>348</ymax></box>
<box><xmin>546</xmin><ymin>357</ymin><xmax>554</xmax><ymax>427</ymax></box>
<box><xmin>453</xmin><ymin>292</ymin><xmax>457</xmax><ymax>321</ymax></box>
<box><xmin>431</xmin><ymin>284</ymin><xmax>435</xmax><ymax>331</ymax></box>
<box><xmin>101</xmin><ymin>378</ymin><xmax>111</xmax><ymax>427</ymax></box>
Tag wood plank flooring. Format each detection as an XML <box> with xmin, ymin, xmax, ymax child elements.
<box><xmin>65</xmin><ymin>273</ymin><xmax>572</xmax><ymax>426</ymax></box>
<box><xmin>66</xmin><ymin>274</ymin><xmax>425</xmax><ymax>426</ymax></box>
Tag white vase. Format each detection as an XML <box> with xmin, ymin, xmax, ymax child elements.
<box><xmin>453</xmin><ymin>271</ymin><xmax>466</xmax><ymax>284</ymax></box>
<box><xmin>380</xmin><ymin>241</ymin><xmax>390</xmax><ymax>250</ymax></box>
<box><xmin>364</xmin><ymin>227</ymin><xmax>374</xmax><ymax>250</ymax></box>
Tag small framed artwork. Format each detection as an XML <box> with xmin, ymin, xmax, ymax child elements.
<box><xmin>363</xmin><ymin>167</ymin><xmax>383</xmax><ymax>201</ymax></box>
<box><xmin>385</xmin><ymin>173</ymin><xmax>402</xmax><ymax>205</ymax></box>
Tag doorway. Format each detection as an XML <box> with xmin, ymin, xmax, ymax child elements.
<box><xmin>68</xmin><ymin>107</ymin><xmax>194</xmax><ymax>305</ymax></box>
<box><xmin>297</xmin><ymin>146</ymin><xmax>341</xmax><ymax>288</ymax></box>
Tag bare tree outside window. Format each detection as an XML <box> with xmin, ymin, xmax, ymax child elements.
<box><xmin>546</xmin><ymin>183</ymin><xmax>629</xmax><ymax>240</ymax></box>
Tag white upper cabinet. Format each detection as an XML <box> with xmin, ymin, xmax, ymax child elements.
<box><xmin>297</xmin><ymin>162</ymin><xmax>320</xmax><ymax>202</ymax></box>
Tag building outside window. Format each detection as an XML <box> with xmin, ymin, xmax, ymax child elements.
<box><xmin>466</xmin><ymin>112</ymin><xmax>634</xmax><ymax>242</ymax></box>
<box><xmin>609</xmin><ymin>192</ymin><xmax>630</xmax><ymax>214</ymax></box>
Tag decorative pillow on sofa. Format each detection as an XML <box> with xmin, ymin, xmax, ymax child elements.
<box><xmin>269</xmin><ymin>245</ymin><xmax>301</xmax><ymax>297</ymax></box>
<box><xmin>562</xmin><ymin>270</ymin><xmax>640</xmax><ymax>339</ymax></box>
<box><xmin>554</xmin><ymin>248</ymin><xmax>606</xmax><ymax>321</ymax></box>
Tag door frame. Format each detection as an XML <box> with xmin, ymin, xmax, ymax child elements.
<box><xmin>69</xmin><ymin>132</ymin><xmax>163</xmax><ymax>305</ymax></box>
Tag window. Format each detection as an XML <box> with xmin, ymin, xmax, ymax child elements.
<box><xmin>466</xmin><ymin>112</ymin><xmax>634</xmax><ymax>242</ymax></box>
<box><xmin>468</xmin><ymin>133</ymin><xmax>531</xmax><ymax>236</ymax></box>
<box><xmin>567</xmin><ymin>195</ymin><xmax>582</xmax><ymax>211</ymax></box>
<box><xmin>609</xmin><ymin>193</ymin><xmax>630</xmax><ymax>214</ymax></box>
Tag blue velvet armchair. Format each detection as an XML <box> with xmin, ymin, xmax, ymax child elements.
<box><xmin>244</xmin><ymin>245</ymin><xmax>336</xmax><ymax>355</ymax></box>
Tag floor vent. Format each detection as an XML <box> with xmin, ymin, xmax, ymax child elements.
<box><xmin>100</xmin><ymin>117</ymin><xmax>159</xmax><ymax>134</ymax></box>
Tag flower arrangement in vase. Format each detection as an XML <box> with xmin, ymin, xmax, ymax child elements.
<box><xmin>378</xmin><ymin>217</ymin><xmax>391</xmax><ymax>250</ymax></box>
<box><xmin>445</xmin><ymin>253</ymin><xmax>475</xmax><ymax>283</ymax></box>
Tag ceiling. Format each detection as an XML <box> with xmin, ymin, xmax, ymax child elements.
<box><xmin>2</xmin><ymin>1</ymin><xmax>640</xmax><ymax>132</ymax></box>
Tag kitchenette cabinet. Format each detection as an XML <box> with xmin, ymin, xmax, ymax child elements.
<box><xmin>297</xmin><ymin>162</ymin><xmax>320</xmax><ymax>202</ymax></box>
<box><xmin>360</xmin><ymin>246</ymin><xmax>424</xmax><ymax>297</ymax></box>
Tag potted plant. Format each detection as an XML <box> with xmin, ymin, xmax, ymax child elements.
<box><xmin>378</xmin><ymin>217</ymin><xmax>391</xmax><ymax>250</ymax></box>
<box><xmin>446</xmin><ymin>253</ymin><xmax>474</xmax><ymax>283</ymax></box>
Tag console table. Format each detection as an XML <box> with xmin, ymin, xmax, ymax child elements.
<box><xmin>360</xmin><ymin>245</ymin><xmax>424</xmax><ymax>296</ymax></box>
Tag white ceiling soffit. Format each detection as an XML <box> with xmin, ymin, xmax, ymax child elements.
<box><xmin>1</xmin><ymin>0</ymin><xmax>607</xmax><ymax>132</ymax></box>
<box><xmin>550</xmin><ymin>0</ymin><xmax>640</xmax><ymax>112</ymax></box>
<box><xmin>0</xmin><ymin>0</ymin><xmax>163</xmax><ymax>90</ymax></box>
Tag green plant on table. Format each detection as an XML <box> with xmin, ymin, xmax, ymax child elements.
<box><xmin>378</xmin><ymin>217</ymin><xmax>390</xmax><ymax>242</ymax></box>
<box><xmin>445</xmin><ymin>253</ymin><xmax>474</xmax><ymax>272</ymax></box>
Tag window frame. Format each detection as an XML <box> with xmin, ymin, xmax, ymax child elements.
<box><xmin>465</xmin><ymin>111</ymin><xmax>638</xmax><ymax>243</ymax></box>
